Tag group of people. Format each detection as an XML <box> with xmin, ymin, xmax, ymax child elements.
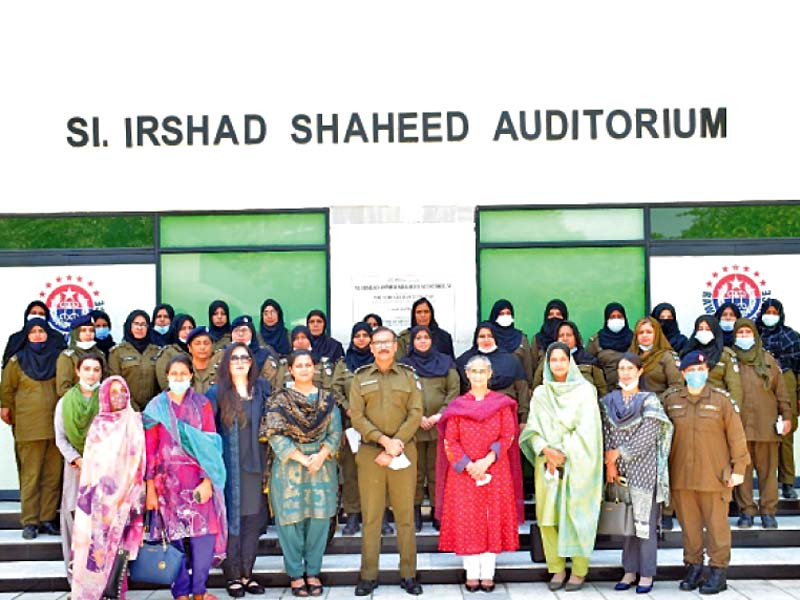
<box><xmin>0</xmin><ymin>294</ymin><xmax>798</xmax><ymax>598</ymax></box>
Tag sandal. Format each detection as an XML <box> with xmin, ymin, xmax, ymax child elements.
<box><xmin>306</xmin><ymin>576</ymin><xmax>323</xmax><ymax>597</ymax></box>
<box><xmin>290</xmin><ymin>577</ymin><xmax>309</xmax><ymax>597</ymax></box>
<box><xmin>226</xmin><ymin>580</ymin><xmax>245</xmax><ymax>598</ymax></box>
<box><xmin>243</xmin><ymin>579</ymin><xmax>265</xmax><ymax>595</ymax></box>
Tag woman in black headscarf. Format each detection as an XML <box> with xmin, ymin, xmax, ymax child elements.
<box><xmin>401</xmin><ymin>325</ymin><xmax>460</xmax><ymax>531</ymax></box>
<box><xmin>230</xmin><ymin>315</ymin><xmax>279</xmax><ymax>375</ymax></box>
<box><xmin>681</xmin><ymin>315</ymin><xmax>742</xmax><ymax>406</ymax></box>
<box><xmin>90</xmin><ymin>310</ymin><xmax>115</xmax><ymax>359</ymax></box>
<box><xmin>488</xmin><ymin>299</ymin><xmax>534</xmax><ymax>383</ymax></box>
<box><xmin>3</xmin><ymin>301</ymin><xmax>66</xmax><ymax>369</ymax></box>
<box><xmin>531</xmin><ymin>299</ymin><xmax>569</xmax><ymax>377</ymax></box>
<box><xmin>362</xmin><ymin>314</ymin><xmax>382</xmax><ymax>330</ymax></box>
<box><xmin>651</xmin><ymin>302</ymin><xmax>688</xmax><ymax>354</ymax></box>
<box><xmin>208</xmin><ymin>300</ymin><xmax>233</xmax><ymax>351</ymax></box>
<box><xmin>0</xmin><ymin>317</ymin><xmax>63</xmax><ymax>539</ymax></box>
<box><xmin>456</xmin><ymin>322</ymin><xmax>529</xmax><ymax>427</ymax></box>
<box><xmin>533</xmin><ymin>321</ymin><xmax>607</xmax><ymax>398</ymax></box>
<box><xmin>714</xmin><ymin>301</ymin><xmax>742</xmax><ymax>348</ymax></box>
<box><xmin>306</xmin><ymin>310</ymin><xmax>345</xmax><ymax>364</ymax></box>
<box><xmin>257</xmin><ymin>299</ymin><xmax>291</xmax><ymax>356</ymax></box>
<box><xmin>587</xmin><ymin>302</ymin><xmax>635</xmax><ymax>388</ymax></box>
<box><xmin>273</xmin><ymin>326</ymin><xmax>335</xmax><ymax>393</ymax></box>
<box><xmin>396</xmin><ymin>297</ymin><xmax>455</xmax><ymax>360</ymax></box>
<box><xmin>150</xmin><ymin>303</ymin><xmax>175</xmax><ymax>347</ymax></box>
<box><xmin>109</xmin><ymin>309</ymin><xmax>160</xmax><ymax>411</ymax></box>
<box><xmin>154</xmin><ymin>313</ymin><xmax>196</xmax><ymax>391</ymax></box>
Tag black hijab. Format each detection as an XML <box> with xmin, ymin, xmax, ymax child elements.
<box><xmin>91</xmin><ymin>309</ymin><xmax>115</xmax><ymax>357</ymax></box>
<box><xmin>167</xmin><ymin>313</ymin><xmax>196</xmax><ymax>353</ymax></box>
<box><xmin>123</xmin><ymin>309</ymin><xmax>153</xmax><ymax>355</ymax></box>
<box><xmin>16</xmin><ymin>318</ymin><xmax>60</xmax><ymax>380</ymax></box>
<box><xmin>3</xmin><ymin>300</ymin><xmax>66</xmax><ymax>368</ymax></box>
<box><xmin>456</xmin><ymin>322</ymin><xmax>526</xmax><ymax>390</ymax></box>
<box><xmin>362</xmin><ymin>313</ymin><xmax>383</xmax><ymax>327</ymax></box>
<box><xmin>409</xmin><ymin>297</ymin><xmax>455</xmax><ymax>358</ymax></box>
<box><xmin>259</xmin><ymin>299</ymin><xmax>291</xmax><ymax>355</ymax></box>
<box><xmin>682</xmin><ymin>314</ymin><xmax>725</xmax><ymax>368</ymax></box>
<box><xmin>291</xmin><ymin>325</ymin><xmax>314</xmax><ymax>352</ymax></box>
<box><xmin>534</xmin><ymin>299</ymin><xmax>569</xmax><ymax>349</ymax></box>
<box><xmin>651</xmin><ymin>302</ymin><xmax>688</xmax><ymax>353</ymax></box>
<box><xmin>402</xmin><ymin>325</ymin><xmax>456</xmax><ymax>378</ymax></box>
<box><xmin>306</xmin><ymin>310</ymin><xmax>344</xmax><ymax>363</ymax></box>
<box><xmin>597</xmin><ymin>302</ymin><xmax>634</xmax><ymax>352</ymax></box>
<box><xmin>714</xmin><ymin>301</ymin><xmax>742</xmax><ymax>347</ymax></box>
<box><xmin>208</xmin><ymin>300</ymin><xmax>232</xmax><ymax>343</ymax></box>
<box><xmin>557</xmin><ymin>320</ymin><xmax>598</xmax><ymax>366</ymax></box>
<box><xmin>229</xmin><ymin>315</ymin><xmax>277</xmax><ymax>372</ymax></box>
<box><xmin>150</xmin><ymin>303</ymin><xmax>175</xmax><ymax>347</ymax></box>
<box><xmin>488</xmin><ymin>299</ymin><xmax>524</xmax><ymax>352</ymax></box>
<box><xmin>345</xmin><ymin>322</ymin><xmax>374</xmax><ymax>372</ymax></box>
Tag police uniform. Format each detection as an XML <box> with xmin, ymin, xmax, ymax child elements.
<box><xmin>349</xmin><ymin>362</ymin><xmax>422</xmax><ymax>582</ymax></box>
<box><xmin>664</xmin><ymin>383</ymin><xmax>748</xmax><ymax>576</ymax></box>
<box><xmin>586</xmin><ymin>334</ymin><xmax>625</xmax><ymax>388</ymax></box>
<box><xmin>706</xmin><ymin>347</ymin><xmax>743</xmax><ymax>405</ymax></box>
<box><xmin>55</xmin><ymin>347</ymin><xmax>108</xmax><ymax>398</ymax></box>
<box><xmin>154</xmin><ymin>345</ymin><xmax>224</xmax><ymax>395</ymax></box>
<box><xmin>331</xmin><ymin>358</ymin><xmax>361</xmax><ymax>516</ymax></box>
<box><xmin>272</xmin><ymin>356</ymin><xmax>335</xmax><ymax>392</ymax></box>
<box><xmin>108</xmin><ymin>341</ymin><xmax>160</xmax><ymax>411</ymax></box>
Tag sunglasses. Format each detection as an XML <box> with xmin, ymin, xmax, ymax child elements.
<box><xmin>230</xmin><ymin>355</ymin><xmax>252</xmax><ymax>363</ymax></box>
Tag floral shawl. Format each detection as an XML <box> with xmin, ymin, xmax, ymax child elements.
<box><xmin>71</xmin><ymin>376</ymin><xmax>145</xmax><ymax>600</ymax></box>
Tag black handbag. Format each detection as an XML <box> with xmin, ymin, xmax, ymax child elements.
<box><xmin>597</xmin><ymin>482</ymin><xmax>635</xmax><ymax>536</ymax></box>
<box><xmin>128</xmin><ymin>511</ymin><xmax>185</xmax><ymax>585</ymax></box>
<box><xmin>102</xmin><ymin>548</ymin><xmax>129</xmax><ymax>599</ymax></box>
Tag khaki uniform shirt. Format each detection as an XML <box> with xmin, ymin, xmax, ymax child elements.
<box><xmin>706</xmin><ymin>347</ymin><xmax>744</xmax><ymax>406</ymax></box>
<box><xmin>664</xmin><ymin>385</ymin><xmax>749</xmax><ymax>492</ymax></box>
<box><xmin>586</xmin><ymin>335</ymin><xmax>626</xmax><ymax>388</ymax></box>
<box><xmin>416</xmin><ymin>368</ymin><xmax>460</xmax><ymax>442</ymax></box>
<box><xmin>642</xmin><ymin>351</ymin><xmax>684</xmax><ymax>397</ymax></box>
<box><xmin>108</xmin><ymin>341</ymin><xmax>160</xmax><ymax>411</ymax></box>
<box><xmin>0</xmin><ymin>358</ymin><xmax>58</xmax><ymax>441</ymax></box>
<box><xmin>55</xmin><ymin>347</ymin><xmax>108</xmax><ymax>398</ymax></box>
<box><xmin>738</xmin><ymin>351</ymin><xmax>791</xmax><ymax>442</ymax></box>
<box><xmin>349</xmin><ymin>362</ymin><xmax>423</xmax><ymax>445</ymax></box>
<box><xmin>154</xmin><ymin>345</ymin><xmax>224</xmax><ymax>393</ymax></box>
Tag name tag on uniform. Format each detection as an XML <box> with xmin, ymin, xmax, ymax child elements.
<box><xmin>668</xmin><ymin>404</ymin><xmax>685</xmax><ymax>410</ymax></box>
<box><xmin>122</xmin><ymin>356</ymin><xmax>137</xmax><ymax>361</ymax></box>
<box><xmin>701</xmin><ymin>404</ymin><xmax>720</xmax><ymax>411</ymax></box>
<box><xmin>360</xmin><ymin>379</ymin><xmax>378</xmax><ymax>387</ymax></box>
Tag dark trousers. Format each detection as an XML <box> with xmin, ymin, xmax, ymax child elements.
<box><xmin>172</xmin><ymin>534</ymin><xmax>215</xmax><ymax>598</ymax></box>
<box><xmin>622</xmin><ymin>494</ymin><xmax>659</xmax><ymax>577</ymax></box>
<box><xmin>223</xmin><ymin>513</ymin><xmax>265</xmax><ymax>581</ymax></box>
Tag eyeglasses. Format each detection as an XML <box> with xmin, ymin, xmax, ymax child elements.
<box><xmin>371</xmin><ymin>340</ymin><xmax>394</xmax><ymax>348</ymax></box>
<box><xmin>230</xmin><ymin>355</ymin><xmax>252</xmax><ymax>363</ymax></box>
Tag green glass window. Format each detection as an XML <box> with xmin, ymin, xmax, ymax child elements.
<box><xmin>479</xmin><ymin>208</ymin><xmax>644</xmax><ymax>243</ymax></box>
<box><xmin>479</xmin><ymin>247</ymin><xmax>646</xmax><ymax>338</ymax></box>
<box><xmin>650</xmin><ymin>205</ymin><xmax>800</xmax><ymax>240</ymax></box>
<box><xmin>160</xmin><ymin>213</ymin><xmax>326</xmax><ymax>248</ymax></box>
<box><xmin>0</xmin><ymin>216</ymin><xmax>154</xmax><ymax>249</ymax></box>
<box><xmin>160</xmin><ymin>251</ymin><xmax>327</xmax><ymax>327</ymax></box>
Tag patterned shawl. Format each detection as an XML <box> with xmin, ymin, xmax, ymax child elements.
<box><xmin>71</xmin><ymin>376</ymin><xmax>145</xmax><ymax>600</ymax></box>
<box><xmin>520</xmin><ymin>345</ymin><xmax>603</xmax><ymax>557</ymax></box>
<box><xmin>258</xmin><ymin>386</ymin><xmax>336</xmax><ymax>496</ymax></box>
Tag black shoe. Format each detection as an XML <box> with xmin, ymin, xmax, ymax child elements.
<box><xmin>679</xmin><ymin>564</ymin><xmax>704</xmax><ymax>591</ymax></box>
<box><xmin>381</xmin><ymin>511</ymin><xmax>395</xmax><ymax>535</ymax></box>
<box><xmin>414</xmin><ymin>505</ymin><xmax>423</xmax><ymax>532</ymax></box>
<box><xmin>737</xmin><ymin>514</ymin><xmax>753</xmax><ymax>528</ymax></box>
<box><xmin>661</xmin><ymin>515</ymin><xmax>674</xmax><ymax>531</ymax></box>
<box><xmin>21</xmin><ymin>525</ymin><xmax>37</xmax><ymax>540</ymax></box>
<box><xmin>400</xmin><ymin>577</ymin><xmax>423</xmax><ymax>595</ymax></box>
<box><xmin>343</xmin><ymin>513</ymin><xmax>361</xmax><ymax>536</ymax></box>
<box><xmin>244</xmin><ymin>578</ymin><xmax>265</xmax><ymax>595</ymax></box>
<box><xmin>432</xmin><ymin>517</ymin><xmax>440</xmax><ymax>531</ymax></box>
<box><xmin>761</xmin><ymin>514</ymin><xmax>778</xmax><ymax>529</ymax></box>
<box><xmin>38</xmin><ymin>520</ymin><xmax>60</xmax><ymax>536</ymax></box>
<box><xmin>782</xmin><ymin>483</ymin><xmax>798</xmax><ymax>500</ymax></box>
<box><xmin>699</xmin><ymin>567</ymin><xmax>727</xmax><ymax>595</ymax></box>
<box><xmin>226</xmin><ymin>580</ymin><xmax>246</xmax><ymax>598</ymax></box>
<box><xmin>355</xmin><ymin>580</ymin><xmax>378</xmax><ymax>596</ymax></box>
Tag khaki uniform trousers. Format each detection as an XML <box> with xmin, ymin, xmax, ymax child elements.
<box><xmin>340</xmin><ymin>436</ymin><xmax>361</xmax><ymax>514</ymax></box>
<box><xmin>735</xmin><ymin>440</ymin><xmax>780</xmax><ymax>516</ymax></box>
<box><xmin>414</xmin><ymin>439</ymin><xmax>436</xmax><ymax>507</ymax></box>
<box><xmin>17</xmin><ymin>439</ymin><xmax>62</xmax><ymax>526</ymax></box>
<box><xmin>357</xmin><ymin>442</ymin><xmax>417</xmax><ymax>580</ymax></box>
<box><xmin>672</xmin><ymin>489</ymin><xmax>732</xmax><ymax>568</ymax></box>
<box><xmin>779</xmin><ymin>371</ymin><xmax>798</xmax><ymax>485</ymax></box>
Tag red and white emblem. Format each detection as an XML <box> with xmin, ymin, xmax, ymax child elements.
<box><xmin>702</xmin><ymin>265</ymin><xmax>770</xmax><ymax>320</ymax></box>
<box><xmin>38</xmin><ymin>275</ymin><xmax>104</xmax><ymax>335</ymax></box>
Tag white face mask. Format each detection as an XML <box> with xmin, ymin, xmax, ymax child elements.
<box><xmin>607</xmin><ymin>318</ymin><xmax>626</xmax><ymax>333</ymax></box>
<box><xmin>27</xmin><ymin>314</ymin><xmax>46</xmax><ymax>321</ymax></box>
<box><xmin>478</xmin><ymin>344</ymin><xmax>498</xmax><ymax>354</ymax></box>
<box><xmin>495</xmin><ymin>314</ymin><xmax>514</xmax><ymax>327</ymax></box>
<box><xmin>639</xmin><ymin>343</ymin><xmax>653</xmax><ymax>352</ymax></box>
<box><xmin>79</xmin><ymin>378</ymin><xmax>100</xmax><ymax>391</ymax></box>
<box><xmin>76</xmin><ymin>340</ymin><xmax>95</xmax><ymax>350</ymax></box>
<box><xmin>620</xmin><ymin>379</ymin><xmax>639</xmax><ymax>392</ymax></box>
<box><xmin>762</xmin><ymin>314</ymin><xmax>780</xmax><ymax>328</ymax></box>
<box><xmin>694</xmin><ymin>330</ymin><xmax>715</xmax><ymax>346</ymax></box>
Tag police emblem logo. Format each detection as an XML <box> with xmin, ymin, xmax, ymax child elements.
<box><xmin>38</xmin><ymin>274</ymin><xmax>104</xmax><ymax>338</ymax></box>
<box><xmin>702</xmin><ymin>264</ymin><xmax>771</xmax><ymax>319</ymax></box>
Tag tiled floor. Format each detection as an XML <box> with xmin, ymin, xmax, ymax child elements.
<box><xmin>5</xmin><ymin>580</ymin><xmax>800</xmax><ymax>599</ymax></box>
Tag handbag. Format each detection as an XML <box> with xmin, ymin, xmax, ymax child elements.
<box><xmin>128</xmin><ymin>511</ymin><xmax>185</xmax><ymax>585</ymax></box>
<box><xmin>597</xmin><ymin>481</ymin><xmax>635</xmax><ymax>536</ymax></box>
<box><xmin>102</xmin><ymin>548</ymin><xmax>129</xmax><ymax>599</ymax></box>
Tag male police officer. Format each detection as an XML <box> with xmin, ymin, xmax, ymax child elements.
<box><xmin>349</xmin><ymin>326</ymin><xmax>423</xmax><ymax>596</ymax></box>
<box><xmin>664</xmin><ymin>351</ymin><xmax>749</xmax><ymax>594</ymax></box>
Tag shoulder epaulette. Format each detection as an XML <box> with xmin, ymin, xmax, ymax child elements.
<box><xmin>663</xmin><ymin>385</ymin><xmax>684</xmax><ymax>398</ymax></box>
<box><xmin>397</xmin><ymin>362</ymin><xmax>417</xmax><ymax>374</ymax></box>
<box><xmin>155</xmin><ymin>346</ymin><xmax>170</xmax><ymax>359</ymax></box>
<box><xmin>110</xmin><ymin>343</ymin><xmax>123</xmax><ymax>352</ymax></box>
<box><xmin>354</xmin><ymin>363</ymin><xmax>374</xmax><ymax>374</ymax></box>
<box><xmin>64</xmin><ymin>349</ymin><xmax>75</xmax><ymax>357</ymax></box>
<box><xmin>279</xmin><ymin>357</ymin><xmax>288</xmax><ymax>366</ymax></box>
<box><xmin>9</xmin><ymin>355</ymin><xmax>17</xmax><ymax>363</ymax></box>
<box><xmin>711</xmin><ymin>387</ymin><xmax>731</xmax><ymax>397</ymax></box>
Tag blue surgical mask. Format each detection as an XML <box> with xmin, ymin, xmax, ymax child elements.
<box><xmin>607</xmin><ymin>318</ymin><xmax>625</xmax><ymax>333</ymax></box>
<box><xmin>762</xmin><ymin>314</ymin><xmax>780</xmax><ymax>328</ymax></box>
<box><xmin>735</xmin><ymin>337</ymin><xmax>756</xmax><ymax>351</ymax></box>
<box><xmin>685</xmin><ymin>370</ymin><xmax>708</xmax><ymax>389</ymax></box>
<box><xmin>94</xmin><ymin>327</ymin><xmax>110</xmax><ymax>340</ymax></box>
<box><xmin>168</xmin><ymin>379</ymin><xmax>191</xmax><ymax>394</ymax></box>
<box><xmin>569</xmin><ymin>346</ymin><xmax>577</xmax><ymax>354</ymax></box>
<box><xmin>719</xmin><ymin>319</ymin><xmax>735</xmax><ymax>332</ymax></box>
<box><xmin>153</xmin><ymin>325</ymin><xmax>169</xmax><ymax>335</ymax></box>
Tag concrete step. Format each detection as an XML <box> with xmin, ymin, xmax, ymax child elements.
<box><xmin>2</xmin><ymin>546</ymin><xmax>799</xmax><ymax>593</ymax></box>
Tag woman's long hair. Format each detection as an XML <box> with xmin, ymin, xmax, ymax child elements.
<box><xmin>216</xmin><ymin>342</ymin><xmax>259</xmax><ymax>429</ymax></box>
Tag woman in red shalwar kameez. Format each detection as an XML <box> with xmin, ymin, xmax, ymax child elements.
<box><xmin>436</xmin><ymin>354</ymin><xmax>524</xmax><ymax>592</ymax></box>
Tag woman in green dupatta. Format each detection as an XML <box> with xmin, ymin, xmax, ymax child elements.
<box><xmin>520</xmin><ymin>342</ymin><xmax>603</xmax><ymax>591</ymax></box>
<box><xmin>53</xmin><ymin>352</ymin><xmax>103</xmax><ymax>582</ymax></box>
